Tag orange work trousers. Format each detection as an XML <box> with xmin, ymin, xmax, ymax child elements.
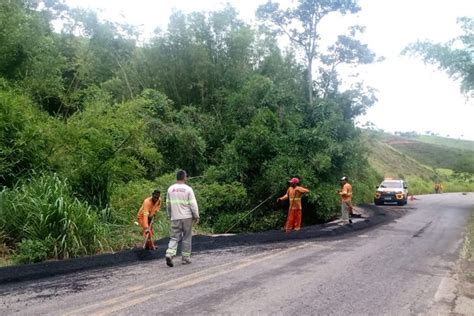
<box><xmin>286</xmin><ymin>208</ymin><xmax>302</xmax><ymax>232</ymax></box>
<box><xmin>139</xmin><ymin>217</ymin><xmax>155</xmax><ymax>250</ymax></box>
<box><xmin>142</xmin><ymin>225</ymin><xmax>155</xmax><ymax>250</ymax></box>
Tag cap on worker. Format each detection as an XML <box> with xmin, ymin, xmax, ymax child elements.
<box><xmin>289</xmin><ymin>177</ymin><xmax>300</xmax><ymax>184</ymax></box>
<box><xmin>340</xmin><ymin>176</ymin><xmax>348</xmax><ymax>181</ymax></box>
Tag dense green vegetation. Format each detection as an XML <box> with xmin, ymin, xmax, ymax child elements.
<box><xmin>0</xmin><ymin>1</ymin><xmax>472</xmax><ymax>265</ymax></box>
<box><xmin>0</xmin><ymin>174</ymin><xmax>108</xmax><ymax>263</ymax></box>
<box><xmin>0</xmin><ymin>0</ymin><xmax>383</xmax><ymax>263</ymax></box>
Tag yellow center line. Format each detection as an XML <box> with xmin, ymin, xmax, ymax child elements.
<box><xmin>65</xmin><ymin>257</ymin><xmax>249</xmax><ymax>315</ymax></box>
<box><xmin>63</xmin><ymin>259</ymin><xmax>240</xmax><ymax>316</ymax></box>
<box><xmin>67</xmin><ymin>243</ymin><xmax>325</xmax><ymax>315</ymax></box>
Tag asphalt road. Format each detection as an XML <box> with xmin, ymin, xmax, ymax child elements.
<box><xmin>1</xmin><ymin>192</ymin><xmax>473</xmax><ymax>315</ymax></box>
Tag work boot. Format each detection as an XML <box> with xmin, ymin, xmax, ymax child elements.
<box><xmin>165</xmin><ymin>255</ymin><xmax>174</xmax><ymax>267</ymax></box>
<box><xmin>182</xmin><ymin>256</ymin><xmax>192</xmax><ymax>265</ymax></box>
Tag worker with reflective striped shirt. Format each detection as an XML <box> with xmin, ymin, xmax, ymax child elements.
<box><xmin>165</xmin><ymin>170</ymin><xmax>200</xmax><ymax>267</ymax></box>
<box><xmin>277</xmin><ymin>177</ymin><xmax>310</xmax><ymax>233</ymax></box>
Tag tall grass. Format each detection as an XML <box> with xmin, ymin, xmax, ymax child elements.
<box><xmin>0</xmin><ymin>230</ymin><xmax>11</xmax><ymax>266</ymax></box>
<box><xmin>406</xmin><ymin>174</ymin><xmax>474</xmax><ymax>195</ymax></box>
<box><xmin>0</xmin><ymin>174</ymin><xmax>108</xmax><ymax>263</ymax></box>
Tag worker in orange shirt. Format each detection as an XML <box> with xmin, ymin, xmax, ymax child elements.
<box><xmin>435</xmin><ymin>182</ymin><xmax>443</xmax><ymax>194</ymax></box>
<box><xmin>338</xmin><ymin>176</ymin><xmax>353</xmax><ymax>224</ymax></box>
<box><xmin>277</xmin><ymin>178</ymin><xmax>310</xmax><ymax>233</ymax></box>
<box><xmin>137</xmin><ymin>189</ymin><xmax>161</xmax><ymax>250</ymax></box>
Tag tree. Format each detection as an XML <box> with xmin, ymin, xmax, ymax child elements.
<box><xmin>0</xmin><ymin>90</ymin><xmax>51</xmax><ymax>187</ymax></box>
<box><xmin>138</xmin><ymin>6</ymin><xmax>255</xmax><ymax>109</ymax></box>
<box><xmin>317</xmin><ymin>26</ymin><xmax>376</xmax><ymax>98</ymax></box>
<box><xmin>403</xmin><ymin>17</ymin><xmax>473</xmax><ymax>95</ymax></box>
<box><xmin>0</xmin><ymin>0</ymin><xmax>66</xmax><ymax>111</ymax></box>
<box><xmin>0</xmin><ymin>1</ymin><xmax>381</xmax><ymax>240</ymax></box>
<box><xmin>61</xmin><ymin>8</ymin><xmax>139</xmax><ymax>102</ymax></box>
<box><xmin>256</xmin><ymin>0</ymin><xmax>361</xmax><ymax>104</ymax></box>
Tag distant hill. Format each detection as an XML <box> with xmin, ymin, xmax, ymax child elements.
<box><xmin>363</xmin><ymin>132</ymin><xmax>436</xmax><ymax>180</ymax></box>
<box><xmin>362</xmin><ymin>130</ymin><xmax>474</xmax><ymax>194</ymax></box>
<box><xmin>363</xmin><ymin>130</ymin><xmax>474</xmax><ymax>179</ymax></box>
<box><xmin>364</xmin><ymin>131</ymin><xmax>474</xmax><ymax>175</ymax></box>
<box><xmin>406</xmin><ymin>134</ymin><xmax>474</xmax><ymax>151</ymax></box>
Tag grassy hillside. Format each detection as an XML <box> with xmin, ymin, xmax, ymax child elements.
<box><xmin>363</xmin><ymin>130</ymin><xmax>474</xmax><ymax>195</ymax></box>
<box><xmin>364</xmin><ymin>134</ymin><xmax>436</xmax><ymax>180</ymax></box>
<box><xmin>367</xmin><ymin>132</ymin><xmax>474</xmax><ymax>174</ymax></box>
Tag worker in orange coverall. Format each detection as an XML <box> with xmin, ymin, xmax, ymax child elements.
<box><xmin>277</xmin><ymin>178</ymin><xmax>310</xmax><ymax>233</ymax></box>
<box><xmin>338</xmin><ymin>176</ymin><xmax>353</xmax><ymax>224</ymax></box>
<box><xmin>137</xmin><ymin>189</ymin><xmax>161</xmax><ymax>250</ymax></box>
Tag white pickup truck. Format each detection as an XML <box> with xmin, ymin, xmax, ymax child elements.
<box><xmin>374</xmin><ymin>179</ymin><xmax>409</xmax><ymax>206</ymax></box>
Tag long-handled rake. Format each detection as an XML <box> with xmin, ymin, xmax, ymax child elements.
<box><xmin>142</xmin><ymin>216</ymin><xmax>155</xmax><ymax>249</ymax></box>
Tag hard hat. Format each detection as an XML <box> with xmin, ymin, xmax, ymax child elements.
<box><xmin>289</xmin><ymin>177</ymin><xmax>300</xmax><ymax>184</ymax></box>
<box><xmin>340</xmin><ymin>176</ymin><xmax>348</xmax><ymax>181</ymax></box>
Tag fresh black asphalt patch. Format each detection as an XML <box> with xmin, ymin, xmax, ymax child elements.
<box><xmin>0</xmin><ymin>204</ymin><xmax>409</xmax><ymax>284</ymax></box>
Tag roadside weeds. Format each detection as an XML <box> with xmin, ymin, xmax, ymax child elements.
<box><xmin>428</xmin><ymin>200</ymin><xmax>474</xmax><ymax>315</ymax></box>
<box><xmin>441</xmin><ymin>204</ymin><xmax>474</xmax><ymax>314</ymax></box>
<box><xmin>442</xmin><ymin>205</ymin><xmax>474</xmax><ymax>314</ymax></box>
<box><xmin>459</xmin><ymin>206</ymin><xmax>474</xmax><ymax>298</ymax></box>
<box><xmin>0</xmin><ymin>244</ymin><xmax>11</xmax><ymax>267</ymax></box>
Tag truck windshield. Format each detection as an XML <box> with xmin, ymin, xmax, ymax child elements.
<box><xmin>380</xmin><ymin>181</ymin><xmax>402</xmax><ymax>189</ymax></box>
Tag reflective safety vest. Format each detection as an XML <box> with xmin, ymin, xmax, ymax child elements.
<box><xmin>280</xmin><ymin>186</ymin><xmax>309</xmax><ymax>210</ymax></box>
<box><xmin>166</xmin><ymin>183</ymin><xmax>200</xmax><ymax>220</ymax></box>
<box><xmin>339</xmin><ymin>183</ymin><xmax>352</xmax><ymax>202</ymax></box>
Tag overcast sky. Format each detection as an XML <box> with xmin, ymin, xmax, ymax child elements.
<box><xmin>65</xmin><ymin>0</ymin><xmax>474</xmax><ymax>140</ymax></box>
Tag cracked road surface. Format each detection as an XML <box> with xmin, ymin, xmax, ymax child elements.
<box><xmin>1</xmin><ymin>192</ymin><xmax>473</xmax><ymax>315</ymax></box>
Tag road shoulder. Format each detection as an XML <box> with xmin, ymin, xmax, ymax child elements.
<box><xmin>0</xmin><ymin>203</ymin><xmax>410</xmax><ymax>284</ymax></box>
<box><xmin>430</xmin><ymin>206</ymin><xmax>474</xmax><ymax>314</ymax></box>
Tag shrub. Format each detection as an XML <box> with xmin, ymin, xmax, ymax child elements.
<box><xmin>49</xmin><ymin>98</ymin><xmax>163</xmax><ymax>208</ymax></box>
<box><xmin>404</xmin><ymin>175</ymin><xmax>432</xmax><ymax>195</ymax></box>
<box><xmin>212</xmin><ymin>212</ymin><xmax>249</xmax><ymax>233</ymax></box>
<box><xmin>211</xmin><ymin>209</ymin><xmax>284</xmax><ymax>234</ymax></box>
<box><xmin>0</xmin><ymin>90</ymin><xmax>50</xmax><ymax>187</ymax></box>
<box><xmin>12</xmin><ymin>238</ymin><xmax>53</xmax><ymax>264</ymax></box>
<box><xmin>306</xmin><ymin>185</ymin><xmax>340</xmax><ymax>223</ymax></box>
<box><xmin>248</xmin><ymin>210</ymin><xmax>286</xmax><ymax>232</ymax></box>
<box><xmin>192</xmin><ymin>181</ymin><xmax>248</xmax><ymax>229</ymax></box>
<box><xmin>0</xmin><ymin>230</ymin><xmax>11</xmax><ymax>265</ymax></box>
